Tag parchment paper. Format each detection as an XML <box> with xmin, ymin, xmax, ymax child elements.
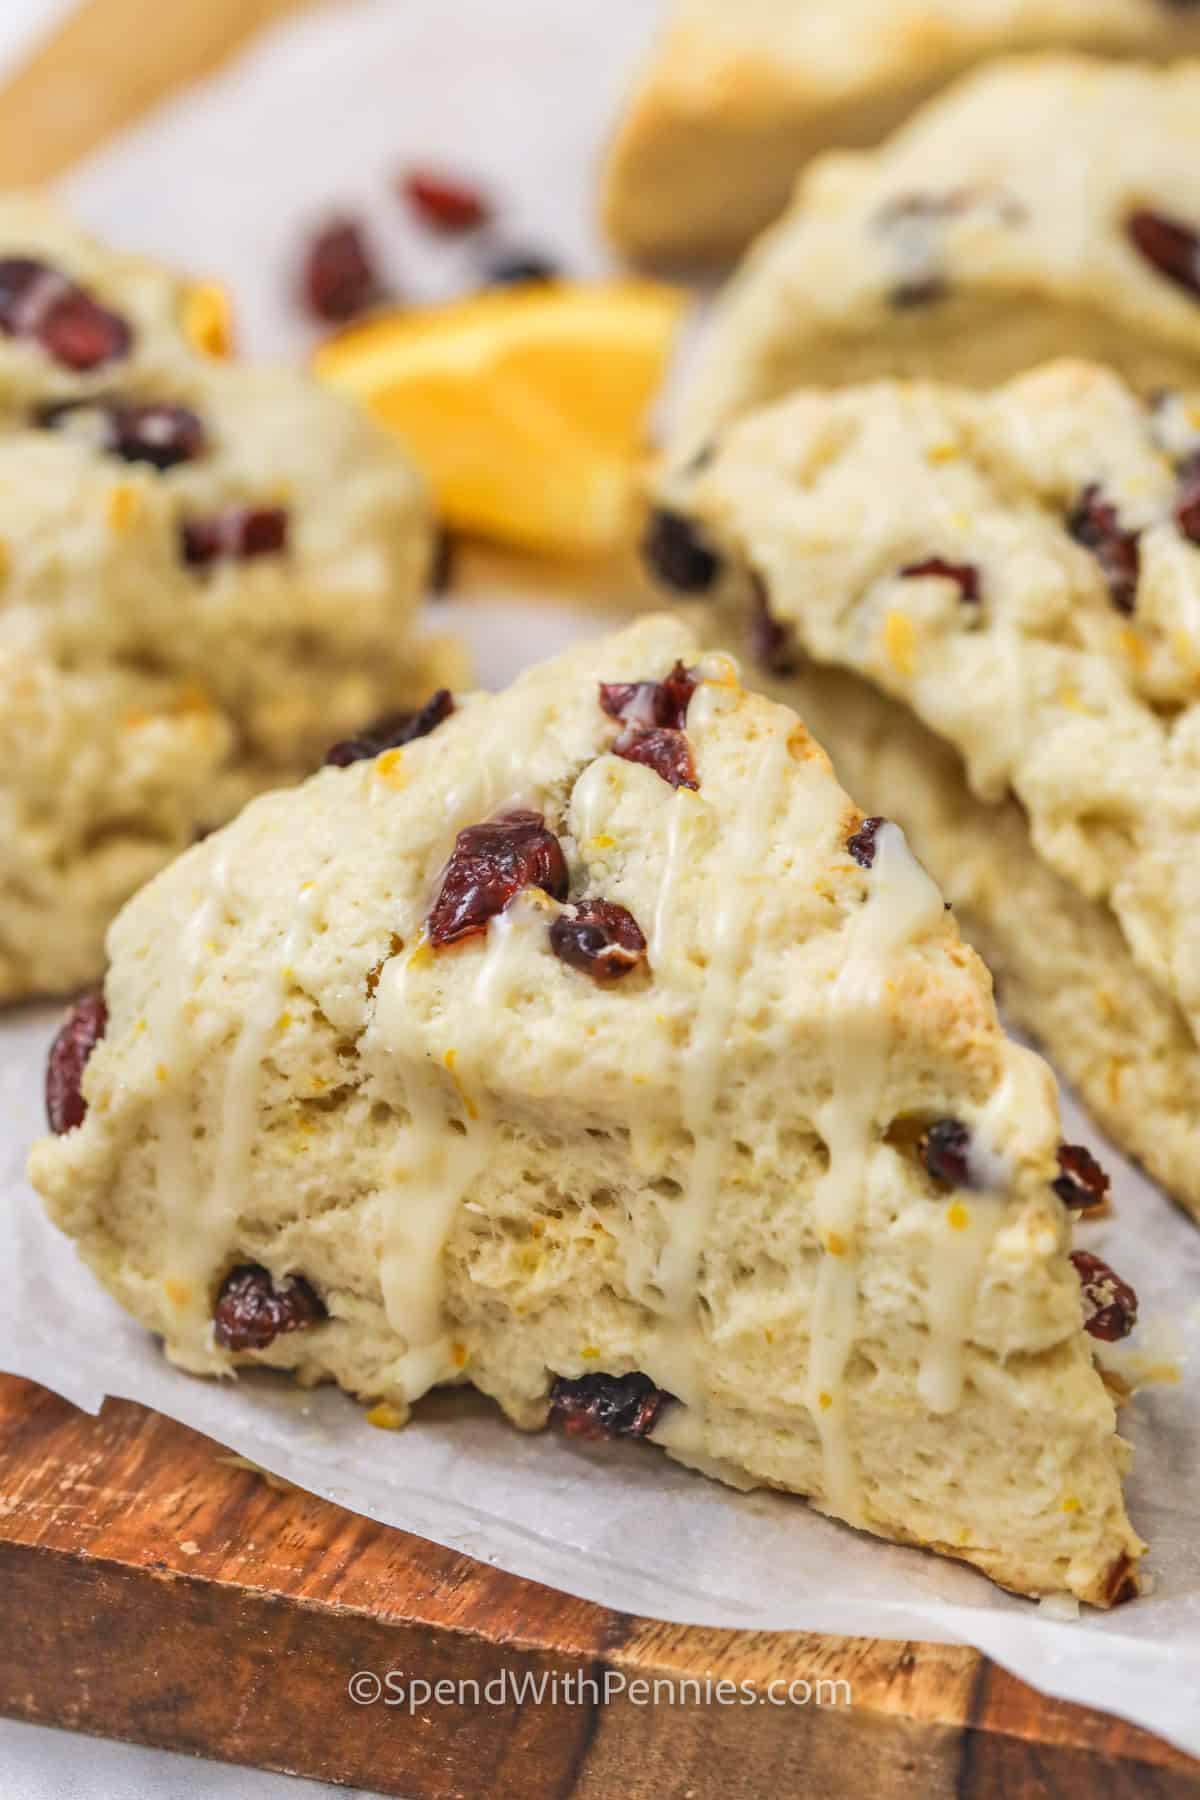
<box><xmin>1</xmin><ymin>0</ymin><xmax>1198</xmax><ymax>1758</ymax></box>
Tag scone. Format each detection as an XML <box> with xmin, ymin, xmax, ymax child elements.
<box><xmin>653</xmin><ymin>359</ymin><xmax>1200</xmax><ymax>1211</ymax></box>
<box><xmin>0</xmin><ymin>196</ymin><xmax>449</xmax><ymax>1001</ymax></box>
<box><xmin>604</xmin><ymin>10</ymin><xmax>1200</xmax><ymax>265</ymax></box>
<box><xmin>674</xmin><ymin>57</ymin><xmax>1200</xmax><ymax>453</ymax></box>
<box><xmin>29</xmin><ymin>616</ymin><xmax>1143</xmax><ymax>1606</ymax></box>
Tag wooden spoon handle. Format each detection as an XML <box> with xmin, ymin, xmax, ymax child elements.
<box><xmin>0</xmin><ymin>0</ymin><xmax>316</xmax><ymax>184</ymax></box>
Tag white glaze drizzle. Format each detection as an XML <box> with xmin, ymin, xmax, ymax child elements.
<box><xmin>916</xmin><ymin>1068</ymin><xmax>1017</xmax><ymax>1414</ymax></box>
<box><xmin>649</xmin><ymin>711</ymin><xmax>792</xmax><ymax>1408</ymax></box>
<box><xmin>805</xmin><ymin>822</ymin><xmax>945</xmax><ymax>1525</ymax></box>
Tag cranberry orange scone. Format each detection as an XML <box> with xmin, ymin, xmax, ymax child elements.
<box><xmin>675</xmin><ymin>57</ymin><xmax>1200</xmax><ymax>453</ymax></box>
<box><xmin>604</xmin><ymin>6</ymin><xmax>1200</xmax><ymax>266</ymax></box>
<box><xmin>0</xmin><ymin>197</ymin><xmax>447</xmax><ymax>1000</ymax></box>
<box><xmin>29</xmin><ymin>617</ymin><xmax>1143</xmax><ymax>1605</ymax></box>
<box><xmin>746</xmin><ymin>657</ymin><xmax>1200</xmax><ymax>1219</ymax></box>
<box><xmin>654</xmin><ymin>360</ymin><xmax>1200</xmax><ymax>1208</ymax></box>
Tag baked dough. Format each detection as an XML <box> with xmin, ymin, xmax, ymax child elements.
<box><xmin>604</xmin><ymin>12</ymin><xmax>1200</xmax><ymax>265</ymax></box>
<box><xmin>674</xmin><ymin>56</ymin><xmax>1200</xmax><ymax>451</ymax></box>
<box><xmin>0</xmin><ymin>196</ymin><xmax>447</xmax><ymax>1001</ymax></box>
<box><xmin>655</xmin><ymin>359</ymin><xmax>1200</xmax><ymax>1212</ymax></box>
<box><xmin>29</xmin><ymin>615</ymin><xmax>1143</xmax><ymax>1605</ymax></box>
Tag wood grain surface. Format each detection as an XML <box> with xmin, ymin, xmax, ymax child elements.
<box><xmin>0</xmin><ymin>0</ymin><xmax>318</xmax><ymax>184</ymax></box>
<box><xmin>0</xmin><ymin>1373</ymin><xmax>1196</xmax><ymax>1798</ymax></box>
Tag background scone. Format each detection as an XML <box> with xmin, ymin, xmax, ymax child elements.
<box><xmin>0</xmin><ymin>197</ymin><xmax>448</xmax><ymax>1002</ymax></box>
<box><xmin>654</xmin><ymin>359</ymin><xmax>1200</xmax><ymax>1212</ymax></box>
<box><xmin>675</xmin><ymin>57</ymin><xmax>1200</xmax><ymax>452</ymax></box>
<box><xmin>604</xmin><ymin>9</ymin><xmax>1200</xmax><ymax>266</ymax></box>
<box><xmin>30</xmin><ymin>616</ymin><xmax>1143</xmax><ymax>1607</ymax></box>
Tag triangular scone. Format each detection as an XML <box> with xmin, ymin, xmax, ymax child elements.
<box><xmin>29</xmin><ymin>616</ymin><xmax>1143</xmax><ymax>1606</ymax></box>
<box><xmin>738</xmin><ymin>653</ymin><xmax>1200</xmax><ymax>1223</ymax></box>
<box><xmin>675</xmin><ymin>57</ymin><xmax>1200</xmax><ymax>453</ymax></box>
<box><xmin>605</xmin><ymin>14</ymin><xmax>1200</xmax><ymax>265</ymax></box>
<box><xmin>0</xmin><ymin>197</ymin><xmax>451</xmax><ymax>1001</ymax></box>
<box><xmin>655</xmin><ymin>360</ymin><xmax>1200</xmax><ymax>1212</ymax></box>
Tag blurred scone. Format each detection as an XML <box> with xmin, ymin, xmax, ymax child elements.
<box><xmin>0</xmin><ymin>196</ymin><xmax>449</xmax><ymax>1001</ymax></box>
<box><xmin>675</xmin><ymin>57</ymin><xmax>1200</xmax><ymax>452</ymax></box>
<box><xmin>654</xmin><ymin>359</ymin><xmax>1200</xmax><ymax>1211</ymax></box>
<box><xmin>30</xmin><ymin>615</ymin><xmax>1143</xmax><ymax>1606</ymax></box>
<box><xmin>605</xmin><ymin>11</ymin><xmax>1200</xmax><ymax>266</ymax></box>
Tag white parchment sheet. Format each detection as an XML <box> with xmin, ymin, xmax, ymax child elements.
<box><xmin>0</xmin><ymin>0</ymin><xmax>1198</xmax><ymax>1758</ymax></box>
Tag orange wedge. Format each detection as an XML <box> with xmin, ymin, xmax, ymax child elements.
<box><xmin>313</xmin><ymin>280</ymin><xmax>688</xmax><ymax>557</ymax></box>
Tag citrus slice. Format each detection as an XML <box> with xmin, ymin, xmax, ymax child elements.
<box><xmin>313</xmin><ymin>280</ymin><xmax>688</xmax><ymax>557</ymax></box>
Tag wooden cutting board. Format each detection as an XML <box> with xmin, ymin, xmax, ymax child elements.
<box><xmin>1</xmin><ymin>1373</ymin><xmax>1197</xmax><ymax>1798</ymax></box>
<box><xmin>0</xmin><ymin>4</ymin><xmax>1197</xmax><ymax>1794</ymax></box>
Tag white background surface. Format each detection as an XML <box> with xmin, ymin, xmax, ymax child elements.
<box><xmin>5</xmin><ymin>0</ymin><xmax>1200</xmax><ymax>1793</ymax></box>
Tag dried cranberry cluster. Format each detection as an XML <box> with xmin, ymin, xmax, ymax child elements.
<box><xmin>599</xmin><ymin>658</ymin><xmax>700</xmax><ymax>791</ymax></box>
<box><xmin>549</xmin><ymin>1372</ymin><xmax>672</xmax><ymax>1441</ymax></box>
<box><xmin>300</xmin><ymin>166</ymin><xmax>556</xmax><ymax>326</ymax></box>
<box><xmin>426</xmin><ymin>808</ymin><xmax>647</xmax><ymax>983</ymax></box>
<box><xmin>214</xmin><ymin>1263</ymin><xmax>326</xmax><ymax>1351</ymax></box>
<box><xmin>913</xmin><ymin>1117</ymin><xmax>1134</xmax><ymax>1341</ymax></box>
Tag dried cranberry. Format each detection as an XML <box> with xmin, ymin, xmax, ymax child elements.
<box><xmin>1176</xmin><ymin>452</ymin><xmax>1200</xmax><ymax>544</ymax></box>
<box><xmin>1052</xmin><ymin>1143</ymin><xmax>1111</xmax><ymax>1214</ymax></box>
<box><xmin>847</xmin><ymin>816</ymin><xmax>884</xmax><ymax>869</ymax></box>
<box><xmin>900</xmin><ymin>557</ymin><xmax>981</xmax><ymax>605</ymax></box>
<box><xmin>45</xmin><ymin>989</ymin><xmax>107</xmax><ymax>1135</ymax></box>
<box><xmin>301</xmin><ymin>218</ymin><xmax>383</xmax><ymax>324</ymax></box>
<box><xmin>482</xmin><ymin>251</ymin><xmax>560</xmax><ymax>288</ymax></box>
<box><xmin>599</xmin><ymin>660</ymin><xmax>697</xmax><ymax>732</ymax></box>
<box><xmin>430</xmin><ymin>527</ymin><xmax>456</xmax><ymax>595</ymax></box>
<box><xmin>748</xmin><ymin>571</ymin><xmax>797</xmax><ymax>673</ymax></box>
<box><xmin>875</xmin><ymin>187</ymin><xmax>1024</xmax><ymax>310</ymax></box>
<box><xmin>1067</xmin><ymin>485</ymin><xmax>1141</xmax><ymax>614</ymax></box>
<box><xmin>110</xmin><ymin>402</ymin><xmax>206</xmax><ymax>469</ymax></box>
<box><xmin>1127</xmin><ymin>208</ymin><xmax>1200</xmax><ymax>302</ymax></box>
<box><xmin>324</xmin><ymin>688</ymin><xmax>454</xmax><ymax>766</ymax></box>
<box><xmin>549</xmin><ymin>899</ymin><xmax>647</xmax><ymax>981</ymax></box>
<box><xmin>39</xmin><ymin>398</ymin><xmax>207</xmax><ymax>471</ymax></box>
<box><xmin>613</xmin><ymin>726</ymin><xmax>698</xmax><ymax>791</ymax></box>
<box><xmin>0</xmin><ymin>258</ymin><xmax>47</xmax><ymax>330</ymax></box>
<box><xmin>549</xmin><ymin>1372</ymin><xmax>672</xmax><ymax>1440</ymax></box>
<box><xmin>38</xmin><ymin>289</ymin><xmax>132</xmax><ymax>371</ymax></box>
<box><xmin>402</xmin><ymin>169</ymin><xmax>490</xmax><ymax>233</ymax></box>
<box><xmin>0</xmin><ymin>257</ymin><xmax>131</xmax><ymax>370</ymax></box>
<box><xmin>1070</xmin><ymin>1250</ymin><xmax>1138</xmax><ymax>1342</ymax></box>
<box><xmin>640</xmin><ymin>509</ymin><xmax>722</xmax><ymax>593</ymax></box>
<box><xmin>181</xmin><ymin>506</ymin><xmax>289</xmax><ymax>567</ymax></box>
<box><xmin>214</xmin><ymin>1263</ymin><xmax>326</xmax><ymax>1351</ymax></box>
<box><xmin>922</xmin><ymin>1118</ymin><xmax>972</xmax><ymax>1187</ymax></box>
<box><xmin>428</xmin><ymin>810</ymin><xmax>568</xmax><ymax>947</ymax></box>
